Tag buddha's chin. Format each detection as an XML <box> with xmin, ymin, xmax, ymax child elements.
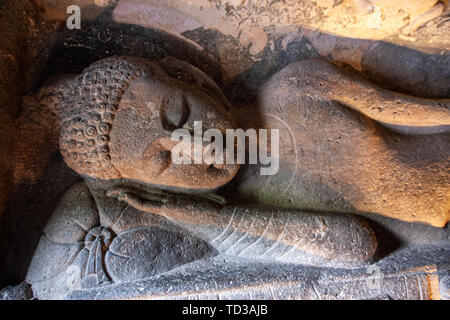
<box><xmin>131</xmin><ymin>163</ymin><xmax>241</xmax><ymax>192</ymax></box>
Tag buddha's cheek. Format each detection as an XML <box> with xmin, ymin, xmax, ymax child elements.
<box><xmin>153</xmin><ymin>162</ymin><xmax>240</xmax><ymax>190</ymax></box>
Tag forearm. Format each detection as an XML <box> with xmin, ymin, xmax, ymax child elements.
<box><xmin>296</xmin><ymin>60</ymin><xmax>450</xmax><ymax>134</ymax></box>
<box><xmin>111</xmin><ymin>188</ymin><xmax>230</xmax><ymax>231</ymax></box>
<box><xmin>183</xmin><ymin>206</ymin><xmax>378</xmax><ymax>268</ymax></box>
<box><xmin>108</xmin><ymin>188</ymin><xmax>378</xmax><ymax>268</ymax></box>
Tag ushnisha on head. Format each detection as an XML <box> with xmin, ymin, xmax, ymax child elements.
<box><xmin>59</xmin><ymin>56</ymin><xmax>240</xmax><ymax>190</ymax></box>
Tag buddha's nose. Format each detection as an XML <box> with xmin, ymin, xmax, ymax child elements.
<box><xmin>182</xmin><ymin>92</ymin><xmax>235</xmax><ymax>131</ymax></box>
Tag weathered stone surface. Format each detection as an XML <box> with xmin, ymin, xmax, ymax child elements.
<box><xmin>234</xmin><ymin>59</ymin><xmax>450</xmax><ymax>227</ymax></box>
<box><xmin>112</xmin><ymin>0</ymin><xmax>447</xmax><ymax>48</ymax></box>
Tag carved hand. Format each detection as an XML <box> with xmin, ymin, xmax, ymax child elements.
<box><xmin>106</xmin><ymin>185</ymin><xmax>223</xmax><ymax>216</ymax></box>
<box><xmin>106</xmin><ymin>186</ymin><xmax>172</xmax><ymax>215</ymax></box>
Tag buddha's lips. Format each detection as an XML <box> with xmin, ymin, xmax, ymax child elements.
<box><xmin>145</xmin><ymin>136</ymin><xmax>239</xmax><ymax>170</ymax></box>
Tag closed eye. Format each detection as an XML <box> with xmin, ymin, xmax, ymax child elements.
<box><xmin>161</xmin><ymin>94</ymin><xmax>191</xmax><ymax>131</ymax></box>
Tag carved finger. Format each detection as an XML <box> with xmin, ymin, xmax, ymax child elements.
<box><xmin>119</xmin><ymin>192</ymin><xmax>166</xmax><ymax>214</ymax></box>
<box><xmin>107</xmin><ymin>186</ymin><xmax>170</xmax><ymax>202</ymax></box>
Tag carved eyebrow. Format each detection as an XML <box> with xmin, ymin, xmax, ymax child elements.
<box><xmin>160</xmin><ymin>94</ymin><xmax>191</xmax><ymax>131</ymax></box>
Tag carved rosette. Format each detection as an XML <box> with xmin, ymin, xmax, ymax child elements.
<box><xmin>81</xmin><ymin>226</ymin><xmax>115</xmax><ymax>288</ymax></box>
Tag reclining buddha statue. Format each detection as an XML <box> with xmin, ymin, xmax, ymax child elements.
<box><xmin>23</xmin><ymin>56</ymin><xmax>449</xmax><ymax>299</ymax></box>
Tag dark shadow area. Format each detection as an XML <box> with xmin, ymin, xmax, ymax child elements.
<box><xmin>31</xmin><ymin>20</ymin><xmax>224</xmax><ymax>94</ymax></box>
<box><xmin>0</xmin><ymin>153</ymin><xmax>80</xmax><ymax>287</ymax></box>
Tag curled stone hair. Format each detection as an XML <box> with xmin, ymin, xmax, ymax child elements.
<box><xmin>59</xmin><ymin>57</ymin><xmax>149</xmax><ymax>180</ymax></box>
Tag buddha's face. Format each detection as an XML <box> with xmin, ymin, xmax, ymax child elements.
<box><xmin>108</xmin><ymin>73</ymin><xmax>240</xmax><ymax>190</ymax></box>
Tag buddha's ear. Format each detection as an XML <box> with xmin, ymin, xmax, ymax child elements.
<box><xmin>159</xmin><ymin>57</ymin><xmax>231</xmax><ymax>113</ymax></box>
